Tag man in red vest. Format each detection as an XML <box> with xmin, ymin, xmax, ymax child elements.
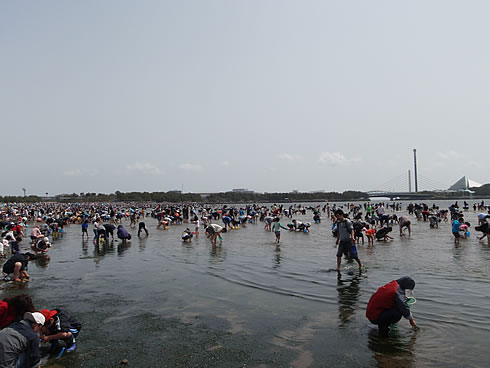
<box><xmin>366</xmin><ymin>276</ymin><xmax>417</xmax><ymax>333</ymax></box>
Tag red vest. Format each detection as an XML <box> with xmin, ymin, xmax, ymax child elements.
<box><xmin>366</xmin><ymin>280</ymin><xmax>399</xmax><ymax>321</ymax></box>
<box><xmin>0</xmin><ymin>301</ymin><xmax>16</xmax><ymax>329</ymax></box>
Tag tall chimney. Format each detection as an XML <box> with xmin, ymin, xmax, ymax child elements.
<box><xmin>413</xmin><ymin>149</ymin><xmax>418</xmax><ymax>192</ymax></box>
<box><xmin>408</xmin><ymin>170</ymin><xmax>412</xmax><ymax>193</ymax></box>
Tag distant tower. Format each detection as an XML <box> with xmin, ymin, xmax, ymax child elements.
<box><xmin>408</xmin><ymin>170</ymin><xmax>412</xmax><ymax>193</ymax></box>
<box><xmin>413</xmin><ymin>149</ymin><xmax>418</xmax><ymax>192</ymax></box>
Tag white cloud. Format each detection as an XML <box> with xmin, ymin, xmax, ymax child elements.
<box><xmin>437</xmin><ymin>150</ymin><xmax>462</xmax><ymax>160</ymax></box>
<box><xmin>318</xmin><ymin>152</ymin><xmax>360</xmax><ymax>166</ymax></box>
<box><xmin>64</xmin><ymin>169</ymin><xmax>82</xmax><ymax>177</ymax></box>
<box><xmin>278</xmin><ymin>153</ymin><xmax>302</xmax><ymax>162</ymax></box>
<box><xmin>179</xmin><ymin>163</ymin><xmax>203</xmax><ymax>172</ymax></box>
<box><xmin>126</xmin><ymin>162</ymin><xmax>162</xmax><ymax>175</ymax></box>
<box><xmin>63</xmin><ymin>169</ymin><xmax>98</xmax><ymax>177</ymax></box>
<box><xmin>468</xmin><ymin>160</ymin><xmax>482</xmax><ymax>168</ymax></box>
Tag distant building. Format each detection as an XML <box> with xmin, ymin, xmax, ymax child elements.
<box><xmin>231</xmin><ymin>188</ymin><xmax>254</xmax><ymax>193</ymax></box>
<box><xmin>448</xmin><ymin>176</ymin><xmax>482</xmax><ymax>191</ymax></box>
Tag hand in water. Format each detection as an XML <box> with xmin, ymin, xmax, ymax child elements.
<box><xmin>410</xmin><ymin>317</ymin><xmax>418</xmax><ymax>330</ymax></box>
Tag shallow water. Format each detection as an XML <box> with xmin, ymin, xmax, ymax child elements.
<box><xmin>2</xmin><ymin>201</ymin><xmax>489</xmax><ymax>367</ymax></box>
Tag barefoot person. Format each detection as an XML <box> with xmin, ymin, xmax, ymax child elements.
<box><xmin>205</xmin><ymin>224</ymin><xmax>226</xmax><ymax>245</ymax></box>
<box><xmin>271</xmin><ymin>217</ymin><xmax>288</xmax><ymax>243</ymax></box>
<box><xmin>2</xmin><ymin>252</ymin><xmax>34</xmax><ymax>282</ymax></box>
<box><xmin>399</xmin><ymin>216</ymin><xmax>411</xmax><ymax>236</ymax></box>
<box><xmin>334</xmin><ymin>210</ymin><xmax>362</xmax><ymax>273</ymax></box>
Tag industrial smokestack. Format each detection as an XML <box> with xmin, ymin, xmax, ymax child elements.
<box><xmin>413</xmin><ymin>149</ymin><xmax>418</xmax><ymax>192</ymax></box>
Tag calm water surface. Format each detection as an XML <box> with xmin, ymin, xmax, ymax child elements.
<box><xmin>2</xmin><ymin>201</ymin><xmax>489</xmax><ymax>367</ymax></box>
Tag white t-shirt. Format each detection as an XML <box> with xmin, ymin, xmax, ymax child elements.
<box><xmin>208</xmin><ymin>224</ymin><xmax>223</xmax><ymax>233</ymax></box>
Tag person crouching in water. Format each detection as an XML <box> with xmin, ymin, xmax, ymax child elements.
<box><xmin>182</xmin><ymin>228</ymin><xmax>193</xmax><ymax>242</ymax></box>
<box><xmin>334</xmin><ymin>210</ymin><xmax>362</xmax><ymax>273</ymax></box>
<box><xmin>40</xmin><ymin>309</ymin><xmax>82</xmax><ymax>354</ymax></box>
<box><xmin>31</xmin><ymin>237</ymin><xmax>51</xmax><ymax>254</ymax></box>
<box><xmin>366</xmin><ymin>276</ymin><xmax>417</xmax><ymax>334</ymax></box>
<box><xmin>375</xmin><ymin>226</ymin><xmax>394</xmax><ymax>241</ymax></box>
<box><xmin>2</xmin><ymin>252</ymin><xmax>34</xmax><ymax>282</ymax></box>
<box><xmin>399</xmin><ymin>216</ymin><xmax>411</xmax><ymax>236</ymax></box>
<box><xmin>117</xmin><ymin>225</ymin><xmax>131</xmax><ymax>243</ymax></box>
<box><xmin>205</xmin><ymin>224</ymin><xmax>226</xmax><ymax>245</ymax></box>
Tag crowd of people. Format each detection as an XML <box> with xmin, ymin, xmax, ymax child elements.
<box><xmin>0</xmin><ymin>199</ymin><xmax>489</xmax><ymax>365</ymax></box>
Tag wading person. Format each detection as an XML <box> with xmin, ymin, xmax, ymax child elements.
<box><xmin>205</xmin><ymin>224</ymin><xmax>226</xmax><ymax>245</ymax></box>
<box><xmin>334</xmin><ymin>210</ymin><xmax>362</xmax><ymax>273</ymax></box>
<box><xmin>117</xmin><ymin>225</ymin><xmax>131</xmax><ymax>243</ymax></box>
<box><xmin>137</xmin><ymin>222</ymin><xmax>149</xmax><ymax>237</ymax></box>
<box><xmin>399</xmin><ymin>215</ymin><xmax>411</xmax><ymax>236</ymax></box>
<box><xmin>103</xmin><ymin>223</ymin><xmax>116</xmax><ymax>241</ymax></box>
<box><xmin>366</xmin><ymin>276</ymin><xmax>417</xmax><ymax>334</ymax></box>
<box><xmin>271</xmin><ymin>217</ymin><xmax>288</xmax><ymax>243</ymax></box>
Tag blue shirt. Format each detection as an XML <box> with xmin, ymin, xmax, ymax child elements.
<box><xmin>452</xmin><ymin>220</ymin><xmax>460</xmax><ymax>233</ymax></box>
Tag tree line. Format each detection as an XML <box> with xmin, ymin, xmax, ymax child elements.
<box><xmin>2</xmin><ymin>185</ymin><xmax>489</xmax><ymax>204</ymax></box>
<box><xmin>0</xmin><ymin>190</ymin><xmax>368</xmax><ymax>203</ymax></box>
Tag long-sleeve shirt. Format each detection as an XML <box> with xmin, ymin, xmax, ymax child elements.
<box><xmin>0</xmin><ymin>320</ymin><xmax>41</xmax><ymax>368</ymax></box>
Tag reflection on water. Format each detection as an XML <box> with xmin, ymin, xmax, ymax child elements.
<box><xmin>209</xmin><ymin>244</ymin><xmax>226</xmax><ymax>263</ymax></box>
<box><xmin>337</xmin><ymin>271</ymin><xmax>361</xmax><ymax>328</ymax></box>
<box><xmin>117</xmin><ymin>242</ymin><xmax>131</xmax><ymax>256</ymax></box>
<box><xmin>2</xmin><ymin>200</ymin><xmax>489</xmax><ymax>367</ymax></box>
<box><xmin>274</xmin><ymin>245</ymin><xmax>282</xmax><ymax>269</ymax></box>
<box><xmin>368</xmin><ymin>328</ymin><xmax>417</xmax><ymax>368</ymax></box>
<box><xmin>34</xmin><ymin>254</ymin><xmax>50</xmax><ymax>269</ymax></box>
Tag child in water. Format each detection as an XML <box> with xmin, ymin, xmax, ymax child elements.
<box><xmin>452</xmin><ymin>217</ymin><xmax>462</xmax><ymax>243</ymax></box>
<box><xmin>41</xmin><ymin>308</ymin><xmax>82</xmax><ymax>354</ymax></box>
<box><xmin>365</xmin><ymin>227</ymin><xmax>376</xmax><ymax>246</ymax></box>
<box><xmin>271</xmin><ymin>218</ymin><xmax>288</xmax><ymax>243</ymax></box>
<box><xmin>182</xmin><ymin>228</ymin><xmax>193</xmax><ymax>242</ymax></box>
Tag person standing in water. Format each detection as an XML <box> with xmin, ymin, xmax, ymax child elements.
<box><xmin>271</xmin><ymin>217</ymin><xmax>288</xmax><ymax>243</ymax></box>
<box><xmin>452</xmin><ymin>217</ymin><xmax>462</xmax><ymax>243</ymax></box>
<box><xmin>334</xmin><ymin>210</ymin><xmax>362</xmax><ymax>273</ymax></box>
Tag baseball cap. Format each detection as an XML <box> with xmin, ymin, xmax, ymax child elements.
<box><xmin>24</xmin><ymin>312</ymin><xmax>45</xmax><ymax>325</ymax></box>
<box><xmin>40</xmin><ymin>309</ymin><xmax>58</xmax><ymax>322</ymax></box>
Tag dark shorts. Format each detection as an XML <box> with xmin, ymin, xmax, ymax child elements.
<box><xmin>2</xmin><ymin>264</ymin><xmax>14</xmax><ymax>274</ymax></box>
<box><xmin>337</xmin><ymin>239</ymin><xmax>358</xmax><ymax>259</ymax></box>
<box><xmin>275</xmin><ymin>231</ymin><xmax>281</xmax><ymax>237</ymax></box>
<box><xmin>452</xmin><ymin>232</ymin><xmax>460</xmax><ymax>238</ymax></box>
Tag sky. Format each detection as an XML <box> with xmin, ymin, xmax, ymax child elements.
<box><xmin>1</xmin><ymin>0</ymin><xmax>489</xmax><ymax>196</ymax></box>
